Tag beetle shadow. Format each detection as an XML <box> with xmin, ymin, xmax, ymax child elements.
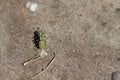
<box><xmin>33</xmin><ymin>31</ymin><xmax>40</xmax><ymax>49</ymax></box>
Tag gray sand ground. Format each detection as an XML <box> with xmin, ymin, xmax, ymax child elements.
<box><xmin>0</xmin><ymin>0</ymin><xmax>120</xmax><ymax>80</ymax></box>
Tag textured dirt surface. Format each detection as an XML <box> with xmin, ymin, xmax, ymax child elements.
<box><xmin>0</xmin><ymin>0</ymin><xmax>120</xmax><ymax>80</ymax></box>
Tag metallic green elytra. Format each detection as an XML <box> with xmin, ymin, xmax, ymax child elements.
<box><xmin>38</xmin><ymin>31</ymin><xmax>45</xmax><ymax>49</ymax></box>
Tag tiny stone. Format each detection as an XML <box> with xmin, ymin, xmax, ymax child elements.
<box><xmin>117</xmin><ymin>58</ymin><xmax>120</xmax><ymax>61</ymax></box>
<box><xmin>79</xmin><ymin>14</ymin><xmax>82</xmax><ymax>16</ymax></box>
<box><xmin>41</xmin><ymin>68</ymin><xmax>44</xmax><ymax>71</ymax></box>
<box><xmin>112</xmin><ymin>71</ymin><xmax>120</xmax><ymax>80</ymax></box>
<box><xmin>115</xmin><ymin>8</ymin><xmax>120</xmax><ymax>15</ymax></box>
<box><xmin>26</xmin><ymin>2</ymin><xmax>38</xmax><ymax>12</ymax></box>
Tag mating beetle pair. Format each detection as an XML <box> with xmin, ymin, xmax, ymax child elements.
<box><xmin>33</xmin><ymin>31</ymin><xmax>45</xmax><ymax>49</ymax></box>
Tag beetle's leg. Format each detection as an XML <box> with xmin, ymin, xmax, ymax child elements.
<box><xmin>22</xmin><ymin>53</ymin><xmax>39</xmax><ymax>66</ymax></box>
<box><xmin>29</xmin><ymin>53</ymin><xmax>56</xmax><ymax>79</ymax></box>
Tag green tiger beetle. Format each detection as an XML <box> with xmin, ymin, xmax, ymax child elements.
<box><xmin>23</xmin><ymin>30</ymin><xmax>46</xmax><ymax>66</ymax></box>
<box><xmin>33</xmin><ymin>30</ymin><xmax>45</xmax><ymax>49</ymax></box>
<box><xmin>22</xmin><ymin>29</ymin><xmax>56</xmax><ymax>78</ymax></box>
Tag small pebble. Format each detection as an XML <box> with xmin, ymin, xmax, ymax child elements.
<box><xmin>117</xmin><ymin>58</ymin><xmax>120</xmax><ymax>61</ymax></box>
<box><xmin>112</xmin><ymin>71</ymin><xmax>120</xmax><ymax>80</ymax></box>
<box><xmin>26</xmin><ymin>2</ymin><xmax>38</xmax><ymax>12</ymax></box>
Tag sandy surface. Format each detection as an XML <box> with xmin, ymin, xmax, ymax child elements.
<box><xmin>0</xmin><ymin>0</ymin><xmax>120</xmax><ymax>80</ymax></box>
